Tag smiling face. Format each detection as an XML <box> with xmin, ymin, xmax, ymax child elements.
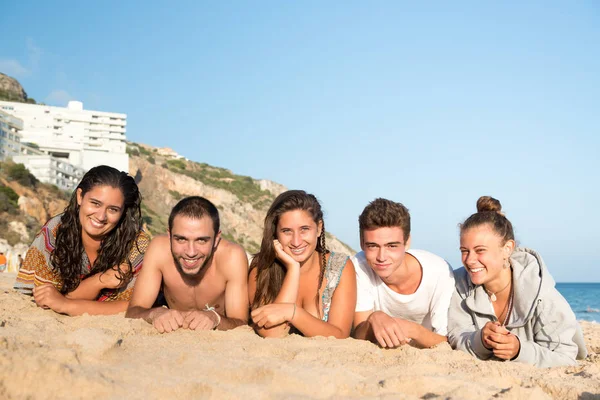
<box><xmin>460</xmin><ymin>224</ymin><xmax>514</xmax><ymax>287</ymax></box>
<box><xmin>276</xmin><ymin>209</ymin><xmax>322</xmax><ymax>265</ymax></box>
<box><xmin>77</xmin><ymin>185</ymin><xmax>125</xmax><ymax>241</ymax></box>
<box><xmin>361</xmin><ymin>226</ymin><xmax>409</xmax><ymax>282</ymax></box>
<box><xmin>169</xmin><ymin>214</ymin><xmax>220</xmax><ymax>277</ymax></box>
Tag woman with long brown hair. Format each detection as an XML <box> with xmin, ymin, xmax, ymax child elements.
<box><xmin>14</xmin><ymin>165</ymin><xmax>149</xmax><ymax>315</ymax></box>
<box><xmin>249</xmin><ymin>190</ymin><xmax>356</xmax><ymax>338</ymax></box>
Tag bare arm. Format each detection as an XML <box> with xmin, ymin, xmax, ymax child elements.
<box><xmin>354</xmin><ymin>310</ymin><xmax>444</xmax><ymax>348</ymax></box>
<box><xmin>353</xmin><ymin>310</ymin><xmax>412</xmax><ymax>348</ymax></box>
<box><xmin>66</xmin><ymin>264</ymin><xmax>131</xmax><ymax>301</ymax></box>
<box><xmin>249</xmin><ymin>241</ymin><xmax>301</xmax><ymax>338</ymax></box>
<box><xmin>125</xmin><ymin>237</ymin><xmax>165</xmax><ymax>322</ymax></box>
<box><xmin>214</xmin><ymin>244</ymin><xmax>249</xmax><ymax>330</ymax></box>
<box><xmin>62</xmin><ymin>299</ymin><xmax>128</xmax><ymax>315</ymax></box>
<box><xmin>64</xmin><ymin>274</ymin><xmax>104</xmax><ymax>300</ymax></box>
<box><xmin>396</xmin><ymin>319</ymin><xmax>447</xmax><ymax>348</ymax></box>
<box><xmin>33</xmin><ymin>284</ymin><xmax>129</xmax><ymax>316</ymax></box>
<box><xmin>353</xmin><ymin>310</ymin><xmax>376</xmax><ymax>341</ymax></box>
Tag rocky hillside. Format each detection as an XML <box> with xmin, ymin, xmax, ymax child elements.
<box><xmin>0</xmin><ymin>162</ymin><xmax>70</xmax><ymax>253</ymax></box>
<box><xmin>0</xmin><ymin>73</ymin><xmax>35</xmax><ymax>104</ymax></box>
<box><xmin>128</xmin><ymin>142</ymin><xmax>354</xmax><ymax>255</ymax></box>
<box><xmin>0</xmin><ymin>144</ymin><xmax>354</xmax><ymax>257</ymax></box>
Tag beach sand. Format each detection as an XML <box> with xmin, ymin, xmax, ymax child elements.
<box><xmin>1</xmin><ymin>272</ymin><xmax>599</xmax><ymax>400</ymax></box>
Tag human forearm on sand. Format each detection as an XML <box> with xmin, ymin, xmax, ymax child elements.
<box><xmin>396</xmin><ymin>319</ymin><xmax>447</xmax><ymax>348</ymax></box>
<box><xmin>61</xmin><ymin>299</ymin><xmax>128</xmax><ymax>316</ymax></box>
<box><xmin>64</xmin><ymin>274</ymin><xmax>104</xmax><ymax>300</ymax></box>
<box><xmin>291</xmin><ymin>307</ymin><xmax>349</xmax><ymax>339</ymax></box>
<box><xmin>213</xmin><ymin>314</ymin><xmax>247</xmax><ymax>331</ymax></box>
<box><xmin>125</xmin><ymin>305</ymin><xmax>165</xmax><ymax>323</ymax></box>
<box><xmin>253</xmin><ymin>266</ymin><xmax>300</xmax><ymax>337</ymax></box>
<box><xmin>353</xmin><ymin>320</ymin><xmax>376</xmax><ymax>342</ymax></box>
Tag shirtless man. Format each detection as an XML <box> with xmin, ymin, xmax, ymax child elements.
<box><xmin>126</xmin><ymin>196</ymin><xmax>249</xmax><ymax>333</ymax></box>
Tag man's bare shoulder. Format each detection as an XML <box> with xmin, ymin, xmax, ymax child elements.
<box><xmin>216</xmin><ymin>238</ymin><xmax>247</xmax><ymax>257</ymax></box>
<box><xmin>214</xmin><ymin>239</ymin><xmax>249</xmax><ymax>273</ymax></box>
<box><xmin>145</xmin><ymin>235</ymin><xmax>172</xmax><ymax>266</ymax></box>
<box><xmin>148</xmin><ymin>234</ymin><xmax>171</xmax><ymax>250</ymax></box>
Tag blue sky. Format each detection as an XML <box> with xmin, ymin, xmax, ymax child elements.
<box><xmin>2</xmin><ymin>2</ymin><xmax>599</xmax><ymax>281</ymax></box>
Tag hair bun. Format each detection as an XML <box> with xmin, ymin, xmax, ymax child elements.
<box><xmin>476</xmin><ymin>196</ymin><xmax>504</xmax><ymax>215</ymax></box>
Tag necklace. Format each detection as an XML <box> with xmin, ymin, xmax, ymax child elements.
<box><xmin>484</xmin><ymin>279</ymin><xmax>511</xmax><ymax>302</ymax></box>
<box><xmin>500</xmin><ymin>284</ymin><xmax>514</xmax><ymax>326</ymax></box>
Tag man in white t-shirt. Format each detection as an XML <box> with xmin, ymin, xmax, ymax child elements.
<box><xmin>352</xmin><ymin>198</ymin><xmax>454</xmax><ymax>348</ymax></box>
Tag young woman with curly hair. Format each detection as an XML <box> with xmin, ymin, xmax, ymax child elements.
<box><xmin>15</xmin><ymin>165</ymin><xmax>149</xmax><ymax>315</ymax></box>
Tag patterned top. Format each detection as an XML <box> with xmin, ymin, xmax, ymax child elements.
<box><xmin>14</xmin><ymin>214</ymin><xmax>149</xmax><ymax>301</ymax></box>
<box><xmin>321</xmin><ymin>251</ymin><xmax>350</xmax><ymax>322</ymax></box>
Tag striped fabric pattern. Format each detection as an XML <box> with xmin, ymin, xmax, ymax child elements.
<box><xmin>14</xmin><ymin>214</ymin><xmax>149</xmax><ymax>302</ymax></box>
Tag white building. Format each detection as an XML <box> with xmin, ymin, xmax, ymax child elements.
<box><xmin>1</xmin><ymin>109</ymin><xmax>84</xmax><ymax>191</ymax></box>
<box><xmin>0</xmin><ymin>109</ymin><xmax>23</xmax><ymax>162</ymax></box>
<box><xmin>0</xmin><ymin>100</ymin><xmax>129</xmax><ymax>172</ymax></box>
<box><xmin>12</xmin><ymin>153</ymin><xmax>85</xmax><ymax>191</ymax></box>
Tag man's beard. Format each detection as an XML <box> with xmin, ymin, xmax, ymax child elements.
<box><xmin>172</xmin><ymin>247</ymin><xmax>216</xmax><ymax>279</ymax></box>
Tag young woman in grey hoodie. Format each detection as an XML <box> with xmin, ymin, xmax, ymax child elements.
<box><xmin>448</xmin><ymin>196</ymin><xmax>587</xmax><ymax>368</ymax></box>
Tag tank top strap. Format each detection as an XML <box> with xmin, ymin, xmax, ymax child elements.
<box><xmin>321</xmin><ymin>251</ymin><xmax>349</xmax><ymax>322</ymax></box>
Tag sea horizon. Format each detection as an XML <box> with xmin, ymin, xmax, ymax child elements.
<box><xmin>557</xmin><ymin>282</ymin><xmax>600</xmax><ymax>323</ymax></box>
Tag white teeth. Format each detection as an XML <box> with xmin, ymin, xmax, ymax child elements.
<box><xmin>291</xmin><ymin>247</ymin><xmax>306</xmax><ymax>255</ymax></box>
<box><xmin>90</xmin><ymin>219</ymin><xmax>105</xmax><ymax>228</ymax></box>
<box><xmin>470</xmin><ymin>268</ymin><xmax>484</xmax><ymax>273</ymax></box>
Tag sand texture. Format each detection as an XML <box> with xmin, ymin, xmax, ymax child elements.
<box><xmin>1</xmin><ymin>272</ymin><xmax>599</xmax><ymax>400</ymax></box>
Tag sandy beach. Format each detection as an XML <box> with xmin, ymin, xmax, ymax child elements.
<box><xmin>0</xmin><ymin>272</ymin><xmax>598</xmax><ymax>400</ymax></box>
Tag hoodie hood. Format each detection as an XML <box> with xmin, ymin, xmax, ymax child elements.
<box><xmin>509</xmin><ymin>247</ymin><xmax>555</xmax><ymax>327</ymax></box>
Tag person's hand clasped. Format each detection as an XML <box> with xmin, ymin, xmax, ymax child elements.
<box><xmin>368</xmin><ymin>311</ymin><xmax>411</xmax><ymax>348</ymax></box>
<box><xmin>150</xmin><ymin>308</ymin><xmax>185</xmax><ymax>333</ymax></box>
<box><xmin>33</xmin><ymin>284</ymin><xmax>68</xmax><ymax>314</ymax></box>
<box><xmin>181</xmin><ymin>310</ymin><xmax>220</xmax><ymax>331</ymax></box>
<box><xmin>251</xmin><ymin>303</ymin><xmax>296</xmax><ymax>329</ymax></box>
<box><xmin>481</xmin><ymin>321</ymin><xmax>520</xmax><ymax>360</ymax></box>
<box><xmin>273</xmin><ymin>240</ymin><xmax>299</xmax><ymax>270</ymax></box>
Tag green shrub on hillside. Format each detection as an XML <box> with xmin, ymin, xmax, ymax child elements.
<box><xmin>0</xmin><ymin>88</ymin><xmax>28</xmax><ymax>103</ymax></box>
<box><xmin>169</xmin><ymin>190</ymin><xmax>182</xmax><ymax>200</ymax></box>
<box><xmin>141</xmin><ymin>203</ymin><xmax>167</xmax><ymax>235</ymax></box>
<box><xmin>0</xmin><ymin>185</ymin><xmax>19</xmax><ymax>209</ymax></box>
<box><xmin>167</xmin><ymin>159</ymin><xmax>186</xmax><ymax>170</ymax></box>
<box><xmin>147</xmin><ymin>156</ymin><xmax>155</xmax><ymax>164</ymax></box>
<box><xmin>7</xmin><ymin>163</ymin><xmax>38</xmax><ymax>187</ymax></box>
<box><xmin>170</xmin><ymin>161</ymin><xmax>273</xmax><ymax>206</ymax></box>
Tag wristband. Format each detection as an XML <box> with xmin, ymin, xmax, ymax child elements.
<box><xmin>204</xmin><ymin>304</ymin><xmax>221</xmax><ymax>330</ymax></box>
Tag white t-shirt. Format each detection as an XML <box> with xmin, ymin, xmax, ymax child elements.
<box><xmin>352</xmin><ymin>249</ymin><xmax>455</xmax><ymax>336</ymax></box>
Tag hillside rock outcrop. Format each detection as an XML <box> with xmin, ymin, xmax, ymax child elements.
<box><xmin>129</xmin><ymin>147</ymin><xmax>354</xmax><ymax>255</ymax></box>
<box><xmin>0</xmin><ymin>72</ymin><xmax>29</xmax><ymax>103</ymax></box>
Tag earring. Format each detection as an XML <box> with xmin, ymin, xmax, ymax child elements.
<box><xmin>503</xmin><ymin>258</ymin><xmax>510</xmax><ymax>269</ymax></box>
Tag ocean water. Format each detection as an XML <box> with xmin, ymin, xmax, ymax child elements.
<box><xmin>556</xmin><ymin>283</ymin><xmax>600</xmax><ymax>323</ymax></box>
